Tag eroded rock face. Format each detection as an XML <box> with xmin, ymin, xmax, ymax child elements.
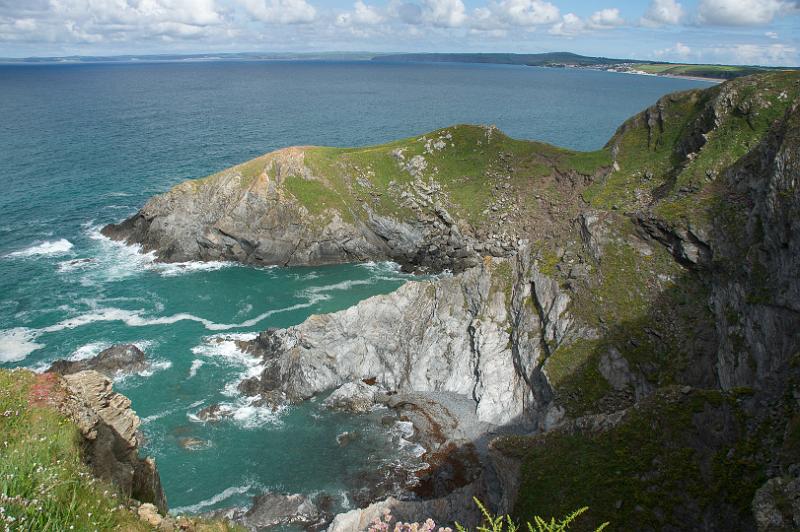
<box><xmin>239</xmin><ymin>254</ymin><xmax>564</xmax><ymax>427</ymax></box>
<box><xmin>60</xmin><ymin>370</ymin><xmax>167</xmax><ymax>514</ymax></box>
<box><xmin>48</xmin><ymin>344</ymin><xmax>148</xmax><ymax>377</ymax></box>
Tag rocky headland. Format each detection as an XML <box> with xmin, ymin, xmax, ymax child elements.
<box><xmin>104</xmin><ymin>72</ymin><xmax>800</xmax><ymax>530</ymax></box>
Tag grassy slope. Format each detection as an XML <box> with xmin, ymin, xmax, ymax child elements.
<box><xmin>585</xmin><ymin>71</ymin><xmax>799</xmax><ymax>224</ymax></box>
<box><xmin>190</xmin><ymin>124</ymin><xmax>611</xmax><ymax>229</ymax></box>
<box><xmin>629</xmin><ymin>62</ymin><xmax>779</xmax><ymax>80</ymax></box>
<box><xmin>0</xmin><ymin>369</ymin><xmax>240</xmax><ymax>531</ymax></box>
<box><xmin>500</xmin><ymin>388</ymin><xmax>767</xmax><ymax>531</ymax></box>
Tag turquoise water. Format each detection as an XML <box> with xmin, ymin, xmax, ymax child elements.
<box><xmin>0</xmin><ymin>60</ymin><xmax>712</xmax><ymax>513</ymax></box>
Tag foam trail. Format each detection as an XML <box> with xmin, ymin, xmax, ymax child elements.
<box><xmin>6</xmin><ymin>239</ymin><xmax>74</xmax><ymax>258</ymax></box>
<box><xmin>87</xmin><ymin>225</ymin><xmax>234</xmax><ymax>278</ymax></box>
<box><xmin>0</xmin><ymin>328</ymin><xmax>44</xmax><ymax>362</ymax></box>
<box><xmin>170</xmin><ymin>485</ymin><xmax>252</xmax><ymax>515</ymax></box>
<box><xmin>69</xmin><ymin>341</ymin><xmax>110</xmax><ymax>361</ymax></box>
<box><xmin>189</xmin><ymin>359</ymin><xmax>204</xmax><ymax>378</ymax></box>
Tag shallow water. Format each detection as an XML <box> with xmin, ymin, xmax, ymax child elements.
<box><xmin>0</xmin><ymin>60</ymin><xmax>712</xmax><ymax>512</ymax></box>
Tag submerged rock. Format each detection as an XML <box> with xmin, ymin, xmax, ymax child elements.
<box><xmin>178</xmin><ymin>437</ymin><xmax>210</xmax><ymax>451</ymax></box>
<box><xmin>194</xmin><ymin>403</ymin><xmax>235</xmax><ymax>423</ymax></box>
<box><xmin>48</xmin><ymin>344</ymin><xmax>148</xmax><ymax>378</ymax></box>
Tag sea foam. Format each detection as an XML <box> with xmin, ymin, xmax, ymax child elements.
<box><xmin>170</xmin><ymin>484</ymin><xmax>254</xmax><ymax>515</ymax></box>
<box><xmin>0</xmin><ymin>328</ymin><xmax>44</xmax><ymax>362</ymax></box>
<box><xmin>6</xmin><ymin>239</ymin><xmax>74</xmax><ymax>258</ymax></box>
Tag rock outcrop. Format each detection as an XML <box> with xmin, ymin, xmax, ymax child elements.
<box><xmin>48</xmin><ymin>344</ymin><xmax>148</xmax><ymax>377</ymax></box>
<box><xmin>323</xmin><ymin>381</ymin><xmax>379</xmax><ymax>413</ymax></box>
<box><xmin>238</xmin><ymin>253</ymin><xmax>565</xmax><ymax>428</ymax></box>
<box><xmin>208</xmin><ymin>492</ymin><xmax>328</xmax><ymax>531</ymax></box>
<box><xmin>60</xmin><ymin>370</ymin><xmax>167</xmax><ymax>514</ymax></box>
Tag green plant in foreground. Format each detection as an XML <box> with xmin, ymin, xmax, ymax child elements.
<box><xmin>368</xmin><ymin>497</ymin><xmax>607</xmax><ymax>532</ymax></box>
<box><xmin>458</xmin><ymin>498</ymin><xmax>608</xmax><ymax>532</ymax></box>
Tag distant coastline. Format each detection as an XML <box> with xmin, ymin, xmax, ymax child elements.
<box><xmin>0</xmin><ymin>50</ymin><xmax>792</xmax><ymax>83</ymax></box>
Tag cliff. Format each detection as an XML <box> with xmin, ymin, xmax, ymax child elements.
<box><xmin>105</xmin><ymin>71</ymin><xmax>800</xmax><ymax>530</ymax></box>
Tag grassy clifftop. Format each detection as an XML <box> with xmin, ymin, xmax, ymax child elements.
<box><xmin>190</xmin><ymin>123</ymin><xmax>611</xmax><ymax>231</ymax></box>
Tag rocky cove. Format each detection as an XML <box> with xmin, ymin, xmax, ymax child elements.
<box><xmin>55</xmin><ymin>71</ymin><xmax>800</xmax><ymax>530</ymax></box>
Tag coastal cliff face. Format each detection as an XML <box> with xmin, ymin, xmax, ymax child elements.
<box><xmin>60</xmin><ymin>369</ymin><xmax>168</xmax><ymax>515</ymax></box>
<box><xmin>105</xmin><ymin>72</ymin><xmax>800</xmax><ymax>530</ymax></box>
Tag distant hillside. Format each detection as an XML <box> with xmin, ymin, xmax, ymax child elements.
<box><xmin>373</xmin><ymin>52</ymin><xmax>634</xmax><ymax>67</ymax></box>
<box><xmin>373</xmin><ymin>52</ymin><xmax>793</xmax><ymax>81</ymax></box>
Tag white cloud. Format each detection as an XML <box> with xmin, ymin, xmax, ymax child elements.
<box><xmin>765</xmin><ymin>31</ymin><xmax>779</xmax><ymax>38</ymax></box>
<box><xmin>708</xmin><ymin>43</ymin><xmax>797</xmax><ymax>64</ymax></box>
<box><xmin>239</xmin><ymin>0</ymin><xmax>317</xmax><ymax>24</ymax></box>
<box><xmin>549</xmin><ymin>13</ymin><xmax>584</xmax><ymax>35</ymax></box>
<box><xmin>490</xmin><ymin>0</ymin><xmax>560</xmax><ymax>27</ymax></box>
<box><xmin>422</xmin><ymin>0</ymin><xmax>467</xmax><ymax>27</ymax></box>
<box><xmin>640</xmin><ymin>0</ymin><xmax>684</xmax><ymax>27</ymax></box>
<box><xmin>654</xmin><ymin>41</ymin><xmax>692</xmax><ymax>59</ymax></box>
<box><xmin>336</xmin><ymin>1</ymin><xmax>385</xmax><ymax>26</ymax></box>
<box><xmin>589</xmin><ymin>8</ymin><xmax>625</xmax><ymax>28</ymax></box>
<box><xmin>697</xmin><ymin>0</ymin><xmax>798</xmax><ymax>26</ymax></box>
<box><xmin>0</xmin><ymin>0</ymin><xmax>227</xmax><ymax>45</ymax></box>
<box><xmin>549</xmin><ymin>8</ymin><xmax>624</xmax><ymax>36</ymax></box>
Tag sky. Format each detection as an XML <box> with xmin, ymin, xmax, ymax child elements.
<box><xmin>0</xmin><ymin>0</ymin><xmax>798</xmax><ymax>65</ymax></box>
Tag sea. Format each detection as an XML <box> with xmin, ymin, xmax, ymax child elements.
<box><xmin>0</xmin><ymin>60</ymin><xmax>713</xmax><ymax>514</ymax></box>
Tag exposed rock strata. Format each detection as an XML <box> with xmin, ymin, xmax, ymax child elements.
<box><xmin>60</xmin><ymin>370</ymin><xmax>168</xmax><ymax>514</ymax></box>
<box><xmin>238</xmin><ymin>253</ymin><xmax>566</xmax><ymax>428</ymax></box>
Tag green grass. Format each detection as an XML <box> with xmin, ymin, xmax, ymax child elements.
<box><xmin>0</xmin><ymin>369</ymin><xmax>242</xmax><ymax>532</ymax></box>
<box><xmin>176</xmin><ymin>123</ymin><xmax>613</xmax><ymax>231</ymax></box>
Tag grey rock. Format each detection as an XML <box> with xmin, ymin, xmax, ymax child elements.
<box><xmin>752</xmin><ymin>477</ymin><xmax>800</xmax><ymax>531</ymax></box>
<box><xmin>323</xmin><ymin>381</ymin><xmax>377</xmax><ymax>413</ymax></box>
<box><xmin>243</xmin><ymin>492</ymin><xmax>323</xmax><ymax>530</ymax></box>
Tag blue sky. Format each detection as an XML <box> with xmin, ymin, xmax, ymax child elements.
<box><xmin>0</xmin><ymin>0</ymin><xmax>798</xmax><ymax>65</ymax></box>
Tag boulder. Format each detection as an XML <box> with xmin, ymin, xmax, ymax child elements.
<box><xmin>243</xmin><ymin>492</ymin><xmax>324</xmax><ymax>529</ymax></box>
<box><xmin>323</xmin><ymin>381</ymin><xmax>378</xmax><ymax>413</ymax></box>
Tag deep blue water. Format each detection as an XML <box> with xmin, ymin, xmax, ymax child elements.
<box><xmin>0</xmin><ymin>60</ymin><xmax>712</xmax><ymax>513</ymax></box>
